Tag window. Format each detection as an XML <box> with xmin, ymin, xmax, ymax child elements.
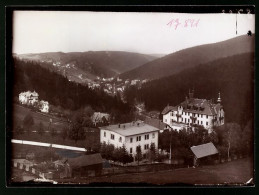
<box><xmin>145</xmin><ymin>134</ymin><xmax>149</xmax><ymax>140</ymax></box>
<box><xmin>119</xmin><ymin>137</ymin><xmax>122</xmax><ymax>142</ymax></box>
<box><xmin>136</xmin><ymin>136</ymin><xmax>141</xmax><ymax>142</ymax></box>
<box><xmin>136</xmin><ymin>146</ymin><xmax>141</xmax><ymax>151</ymax></box>
<box><xmin>197</xmin><ymin>120</ymin><xmax>199</xmax><ymax>125</ymax></box>
<box><xmin>165</xmin><ymin>119</ymin><xmax>167</xmax><ymax>122</ymax></box>
<box><xmin>130</xmin><ymin>148</ymin><xmax>132</xmax><ymax>154</ymax></box>
<box><xmin>171</xmin><ymin>119</ymin><xmax>174</xmax><ymax>123</ymax></box>
<box><xmin>185</xmin><ymin>118</ymin><xmax>186</xmax><ymax>123</ymax></box>
<box><xmin>152</xmin><ymin>133</ymin><xmax>155</xmax><ymax>138</ymax></box>
<box><xmin>206</xmin><ymin>122</ymin><xmax>208</xmax><ymax>126</ymax></box>
<box><xmin>206</xmin><ymin>115</ymin><xmax>208</xmax><ymax>119</ymax></box>
<box><xmin>111</xmin><ymin>134</ymin><xmax>115</xmax><ymax>140</ymax></box>
<box><xmin>144</xmin><ymin>144</ymin><xmax>149</xmax><ymax>150</ymax></box>
<box><xmin>201</xmin><ymin>121</ymin><xmax>203</xmax><ymax>125</ymax></box>
<box><xmin>130</xmin><ymin>137</ymin><xmax>133</xmax><ymax>143</ymax></box>
<box><xmin>104</xmin><ymin>131</ymin><xmax>106</xmax><ymax>137</ymax></box>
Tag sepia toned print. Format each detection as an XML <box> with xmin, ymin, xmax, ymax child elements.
<box><xmin>8</xmin><ymin>8</ymin><xmax>255</xmax><ymax>186</ymax></box>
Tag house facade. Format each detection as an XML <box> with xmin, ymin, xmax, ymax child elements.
<box><xmin>19</xmin><ymin>91</ymin><xmax>39</xmax><ymax>105</ymax></box>
<box><xmin>39</xmin><ymin>100</ymin><xmax>49</xmax><ymax>113</ymax></box>
<box><xmin>162</xmin><ymin>90</ymin><xmax>224</xmax><ymax>133</ymax></box>
<box><xmin>100</xmin><ymin>121</ymin><xmax>159</xmax><ymax>157</ymax></box>
<box><xmin>92</xmin><ymin>112</ymin><xmax>110</xmax><ymax>126</ymax></box>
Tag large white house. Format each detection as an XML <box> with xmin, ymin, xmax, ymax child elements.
<box><xmin>19</xmin><ymin>91</ymin><xmax>39</xmax><ymax>105</ymax></box>
<box><xmin>162</xmin><ymin>90</ymin><xmax>224</xmax><ymax>133</ymax></box>
<box><xmin>100</xmin><ymin>121</ymin><xmax>159</xmax><ymax>157</ymax></box>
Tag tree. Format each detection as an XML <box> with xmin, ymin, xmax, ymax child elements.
<box><xmin>148</xmin><ymin>143</ymin><xmax>157</xmax><ymax>163</ymax></box>
<box><xmin>241</xmin><ymin>120</ymin><xmax>253</xmax><ymax>155</ymax></box>
<box><xmin>120</xmin><ymin>145</ymin><xmax>131</xmax><ymax>166</ymax></box>
<box><xmin>69</xmin><ymin>112</ymin><xmax>86</xmax><ymax>143</ymax></box>
<box><xmin>83</xmin><ymin>105</ymin><xmax>94</xmax><ymax>117</ymax></box>
<box><xmin>37</xmin><ymin>122</ymin><xmax>44</xmax><ymax>136</ymax></box>
<box><xmin>215</xmin><ymin>123</ymin><xmax>242</xmax><ymax>159</ymax></box>
<box><xmin>23</xmin><ymin>113</ymin><xmax>34</xmax><ymax>133</ymax></box>
<box><xmin>135</xmin><ymin>145</ymin><xmax>142</xmax><ymax>166</ymax></box>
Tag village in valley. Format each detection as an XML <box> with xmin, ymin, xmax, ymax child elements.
<box><xmin>9</xmin><ymin>10</ymin><xmax>254</xmax><ymax>185</ymax></box>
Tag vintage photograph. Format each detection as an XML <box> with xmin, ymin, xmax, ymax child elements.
<box><xmin>7</xmin><ymin>7</ymin><xmax>255</xmax><ymax>186</ymax></box>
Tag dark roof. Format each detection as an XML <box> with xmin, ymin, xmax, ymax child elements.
<box><xmin>162</xmin><ymin>98</ymin><xmax>222</xmax><ymax>116</ymax></box>
<box><xmin>161</xmin><ymin>105</ymin><xmax>177</xmax><ymax>115</ymax></box>
<box><xmin>68</xmin><ymin>153</ymin><xmax>103</xmax><ymax>168</ymax></box>
<box><xmin>144</xmin><ymin>118</ymin><xmax>169</xmax><ymax>130</ymax></box>
<box><xmin>190</xmin><ymin>142</ymin><xmax>218</xmax><ymax>159</ymax></box>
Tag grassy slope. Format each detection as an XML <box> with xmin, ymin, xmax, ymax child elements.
<box><xmin>88</xmin><ymin>158</ymin><xmax>253</xmax><ymax>185</ymax></box>
<box><xmin>13</xmin><ymin>104</ymin><xmax>69</xmax><ymax>133</ymax></box>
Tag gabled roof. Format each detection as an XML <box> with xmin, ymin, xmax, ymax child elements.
<box><xmin>144</xmin><ymin>118</ymin><xmax>169</xmax><ymax>130</ymax></box>
<box><xmin>162</xmin><ymin>98</ymin><xmax>222</xmax><ymax>116</ymax></box>
<box><xmin>190</xmin><ymin>142</ymin><xmax>218</xmax><ymax>159</ymax></box>
<box><xmin>67</xmin><ymin>153</ymin><xmax>103</xmax><ymax>168</ymax></box>
<box><xmin>161</xmin><ymin>105</ymin><xmax>177</xmax><ymax>115</ymax></box>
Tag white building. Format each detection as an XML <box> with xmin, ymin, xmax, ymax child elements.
<box><xmin>92</xmin><ymin>112</ymin><xmax>110</xmax><ymax>126</ymax></box>
<box><xmin>19</xmin><ymin>91</ymin><xmax>39</xmax><ymax>105</ymax></box>
<box><xmin>39</xmin><ymin>100</ymin><xmax>49</xmax><ymax>113</ymax></box>
<box><xmin>162</xmin><ymin>90</ymin><xmax>224</xmax><ymax>133</ymax></box>
<box><xmin>100</xmin><ymin>121</ymin><xmax>159</xmax><ymax>157</ymax></box>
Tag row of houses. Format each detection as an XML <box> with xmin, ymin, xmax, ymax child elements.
<box><xmin>19</xmin><ymin>91</ymin><xmax>49</xmax><ymax>113</ymax></box>
<box><xmin>13</xmin><ymin>153</ymin><xmax>103</xmax><ymax>180</ymax></box>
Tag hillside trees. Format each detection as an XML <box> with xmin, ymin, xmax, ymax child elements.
<box><xmin>124</xmin><ymin>52</ymin><xmax>254</xmax><ymax>126</ymax></box>
<box><xmin>12</xmin><ymin>58</ymin><xmax>133</xmax><ymax>122</ymax></box>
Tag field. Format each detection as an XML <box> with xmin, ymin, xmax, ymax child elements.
<box><xmin>13</xmin><ymin>104</ymin><xmax>69</xmax><ymax>133</ymax></box>
<box><xmin>74</xmin><ymin>158</ymin><xmax>253</xmax><ymax>186</ymax></box>
<box><xmin>11</xmin><ymin>104</ymin><xmax>99</xmax><ymax>148</ymax></box>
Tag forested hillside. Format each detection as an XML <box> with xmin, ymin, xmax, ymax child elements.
<box><xmin>17</xmin><ymin>51</ymin><xmax>157</xmax><ymax>79</ymax></box>
<box><xmin>124</xmin><ymin>52</ymin><xmax>254</xmax><ymax>127</ymax></box>
<box><xmin>11</xmin><ymin>58</ymin><xmax>132</xmax><ymax>115</ymax></box>
<box><xmin>120</xmin><ymin>34</ymin><xmax>254</xmax><ymax>80</ymax></box>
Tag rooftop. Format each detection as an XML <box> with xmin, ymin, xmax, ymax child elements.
<box><xmin>101</xmin><ymin>121</ymin><xmax>160</xmax><ymax>136</ymax></box>
<box><xmin>67</xmin><ymin>153</ymin><xmax>103</xmax><ymax>168</ymax></box>
<box><xmin>190</xmin><ymin>142</ymin><xmax>218</xmax><ymax>159</ymax></box>
<box><xmin>145</xmin><ymin>118</ymin><xmax>169</xmax><ymax>130</ymax></box>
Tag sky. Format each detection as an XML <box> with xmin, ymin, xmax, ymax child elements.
<box><xmin>12</xmin><ymin>11</ymin><xmax>255</xmax><ymax>55</ymax></box>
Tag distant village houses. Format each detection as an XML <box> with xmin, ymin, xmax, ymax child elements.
<box><xmin>100</xmin><ymin>121</ymin><xmax>159</xmax><ymax>159</ymax></box>
<box><xmin>162</xmin><ymin>90</ymin><xmax>224</xmax><ymax>132</ymax></box>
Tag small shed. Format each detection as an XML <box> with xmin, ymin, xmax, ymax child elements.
<box><xmin>67</xmin><ymin>153</ymin><xmax>103</xmax><ymax>177</ymax></box>
<box><xmin>190</xmin><ymin>142</ymin><xmax>219</xmax><ymax>166</ymax></box>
